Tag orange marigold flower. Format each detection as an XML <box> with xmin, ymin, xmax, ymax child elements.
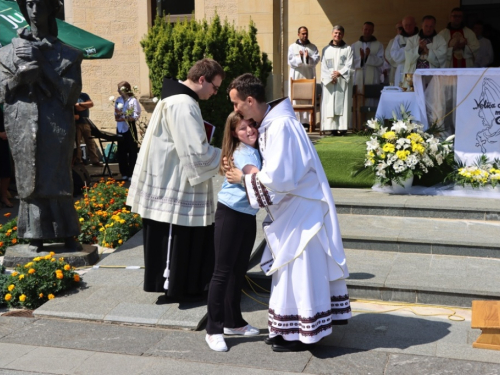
<box><xmin>13</xmin><ymin>226</ymin><xmax>17</xmax><ymax>230</ymax></box>
<box><xmin>11</xmin><ymin>238</ymin><xmax>17</xmax><ymax>244</ymax></box>
<box><xmin>11</xmin><ymin>272</ymin><xmax>18</xmax><ymax>277</ymax></box>
<box><xmin>19</xmin><ymin>294</ymin><xmax>26</xmax><ymax>302</ymax></box>
<box><xmin>39</xmin><ymin>293</ymin><xmax>44</xmax><ymax>298</ymax></box>
<box><xmin>7</xmin><ymin>284</ymin><xmax>14</xmax><ymax>292</ymax></box>
<box><xmin>74</xmin><ymin>274</ymin><xmax>80</xmax><ymax>282</ymax></box>
<box><xmin>64</xmin><ymin>264</ymin><xmax>70</xmax><ymax>271</ymax></box>
<box><xmin>48</xmin><ymin>294</ymin><xmax>55</xmax><ymax>300</ymax></box>
<box><xmin>49</xmin><ymin>252</ymin><xmax>55</xmax><ymax>256</ymax></box>
<box><xmin>18</xmin><ymin>274</ymin><xmax>25</xmax><ymax>280</ymax></box>
<box><xmin>4</xmin><ymin>293</ymin><xmax>12</xmax><ymax>301</ymax></box>
<box><xmin>3</xmin><ymin>213</ymin><xmax>11</xmax><ymax>217</ymax></box>
<box><xmin>56</xmin><ymin>272</ymin><xmax>64</xmax><ymax>279</ymax></box>
<box><xmin>28</xmin><ymin>268</ymin><xmax>35</xmax><ymax>274</ymax></box>
<box><xmin>0</xmin><ymin>241</ymin><xmax>3</xmax><ymax>247</ymax></box>
<box><xmin>50</xmin><ymin>258</ymin><xmax>56</xmax><ymax>262</ymax></box>
<box><xmin>59</xmin><ymin>257</ymin><xmax>64</xmax><ymax>262</ymax></box>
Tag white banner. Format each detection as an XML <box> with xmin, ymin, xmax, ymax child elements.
<box><xmin>455</xmin><ymin>73</ymin><xmax>500</xmax><ymax>165</ymax></box>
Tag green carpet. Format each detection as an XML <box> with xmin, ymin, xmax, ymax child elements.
<box><xmin>315</xmin><ymin>134</ymin><xmax>375</xmax><ymax>188</ymax></box>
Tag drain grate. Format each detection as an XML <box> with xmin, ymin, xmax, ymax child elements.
<box><xmin>2</xmin><ymin>310</ymin><xmax>34</xmax><ymax>318</ymax></box>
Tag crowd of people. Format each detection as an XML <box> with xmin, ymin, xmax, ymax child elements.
<box><xmin>288</xmin><ymin>7</ymin><xmax>496</xmax><ymax>135</ymax></box>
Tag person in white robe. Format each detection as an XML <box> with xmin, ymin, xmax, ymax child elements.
<box><xmin>320</xmin><ymin>25</ymin><xmax>354</xmax><ymax>135</ymax></box>
<box><xmin>391</xmin><ymin>16</ymin><xmax>418</xmax><ymax>86</ymax></box>
<box><xmin>404</xmin><ymin>15</ymin><xmax>447</xmax><ymax>74</ymax></box>
<box><xmin>438</xmin><ymin>8</ymin><xmax>479</xmax><ymax>68</ymax></box>
<box><xmin>352</xmin><ymin>22</ymin><xmax>384</xmax><ymax>106</ymax></box>
<box><xmin>473</xmin><ymin>22</ymin><xmax>494</xmax><ymax>68</ymax></box>
<box><xmin>385</xmin><ymin>22</ymin><xmax>402</xmax><ymax>85</ymax></box>
<box><xmin>288</xmin><ymin>26</ymin><xmax>320</xmax><ymax>124</ymax></box>
<box><xmin>126</xmin><ymin>59</ymin><xmax>224</xmax><ymax>300</ymax></box>
<box><xmin>226</xmin><ymin>73</ymin><xmax>351</xmax><ymax>352</ymax></box>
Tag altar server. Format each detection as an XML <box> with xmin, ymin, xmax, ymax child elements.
<box><xmin>288</xmin><ymin>26</ymin><xmax>320</xmax><ymax>124</ymax></box>
<box><xmin>226</xmin><ymin>73</ymin><xmax>352</xmax><ymax>352</ymax></box>
<box><xmin>391</xmin><ymin>16</ymin><xmax>418</xmax><ymax>85</ymax></box>
<box><xmin>352</xmin><ymin>22</ymin><xmax>384</xmax><ymax>105</ymax></box>
<box><xmin>127</xmin><ymin>59</ymin><xmax>224</xmax><ymax>301</ymax></box>
<box><xmin>438</xmin><ymin>8</ymin><xmax>479</xmax><ymax>68</ymax></box>
<box><xmin>386</xmin><ymin>22</ymin><xmax>402</xmax><ymax>85</ymax></box>
<box><xmin>320</xmin><ymin>25</ymin><xmax>354</xmax><ymax>136</ymax></box>
<box><xmin>404</xmin><ymin>15</ymin><xmax>447</xmax><ymax>74</ymax></box>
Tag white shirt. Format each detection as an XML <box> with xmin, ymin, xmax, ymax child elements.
<box><xmin>115</xmin><ymin>96</ymin><xmax>141</xmax><ymax>133</ymax></box>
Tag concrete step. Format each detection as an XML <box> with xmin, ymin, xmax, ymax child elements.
<box><xmin>338</xmin><ymin>214</ymin><xmax>500</xmax><ymax>258</ymax></box>
<box><xmin>332</xmin><ymin>188</ymin><xmax>500</xmax><ymax>222</ymax></box>
<box><xmin>247</xmin><ymin>249</ymin><xmax>500</xmax><ymax>308</ymax></box>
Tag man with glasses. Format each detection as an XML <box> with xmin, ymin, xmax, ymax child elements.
<box><xmin>127</xmin><ymin>58</ymin><xmax>224</xmax><ymax>302</ymax></box>
<box><xmin>438</xmin><ymin>7</ymin><xmax>479</xmax><ymax>68</ymax></box>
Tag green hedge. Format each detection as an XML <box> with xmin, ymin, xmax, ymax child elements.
<box><xmin>141</xmin><ymin>14</ymin><xmax>273</xmax><ymax>147</ymax></box>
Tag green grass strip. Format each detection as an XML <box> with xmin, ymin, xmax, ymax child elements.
<box><xmin>315</xmin><ymin>134</ymin><xmax>375</xmax><ymax>188</ymax></box>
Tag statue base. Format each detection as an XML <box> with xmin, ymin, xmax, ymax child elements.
<box><xmin>3</xmin><ymin>243</ymin><xmax>99</xmax><ymax>268</ymax></box>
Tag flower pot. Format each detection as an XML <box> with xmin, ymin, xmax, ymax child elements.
<box><xmin>391</xmin><ymin>174</ymin><xmax>414</xmax><ymax>194</ymax></box>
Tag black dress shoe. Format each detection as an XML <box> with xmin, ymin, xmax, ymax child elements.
<box><xmin>264</xmin><ymin>335</ymin><xmax>283</xmax><ymax>345</ymax></box>
<box><xmin>271</xmin><ymin>339</ymin><xmax>307</xmax><ymax>352</ymax></box>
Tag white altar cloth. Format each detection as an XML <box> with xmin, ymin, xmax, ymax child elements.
<box><xmin>375</xmin><ymin>91</ymin><xmax>419</xmax><ymax>122</ymax></box>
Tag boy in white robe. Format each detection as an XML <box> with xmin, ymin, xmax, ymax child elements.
<box><xmin>320</xmin><ymin>25</ymin><xmax>354</xmax><ymax>135</ymax></box>
<box><xmin>226</xmin><ymin>73</ymin><xmax>351</xmax><ymax>352</ymax></box>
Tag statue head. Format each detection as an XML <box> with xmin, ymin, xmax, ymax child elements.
<box><xmin>17</xmin><ymin>0</ymin><xmax>62</xmax><ymax>37</ymax></box>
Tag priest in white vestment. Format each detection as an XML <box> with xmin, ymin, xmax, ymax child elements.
<box><xmin>288</xmin><ymin>26</ymin><xmax>320</xmax><ymax>124</ymax></box>
<box><xmin>391</xmin><ymin>16</ymin><xmax>418</xmax><ymax>86</ymax></box>
<box><xmin>226</xmin><ymin>73</ymin><xmax>351</xmax><ymax>352</ymax></box>
<box><xmin>385</xmin><ymin>22</ymin><xmax>402</xmax><ymax>85</ymax></box>
<box><xmin>351</xmin><ymin>22</ymin><xmax>384</xmax><ymax>106</ymax></box>
<box><xmin>404</xmin><ymin>15</ymin><xmax>447</xmax><ymax>74</ymax></box>
<box><xmin>473</xmin><ymin>22</ymin><xmax>494</xmax><ymax>68</ymax></box>
<box><xmin>127</xmin><ymin>59</ymin><xmax>223</xmax><ymax>300</ymax></box>
<box><xmin>320</xmin><ymin>25</ymin><xmax>354</xmax><ymax>135</ymax></box>
<box><xmin>438</xmin><ymin>8</ymin><xmax>479</xmax><ymax>68</ymax></box>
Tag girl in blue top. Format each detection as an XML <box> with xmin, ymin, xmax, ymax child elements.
<box><xmin>206</xmin><ymin>112</ymin><xmax>262</xmax><ymax>352</ymax></box>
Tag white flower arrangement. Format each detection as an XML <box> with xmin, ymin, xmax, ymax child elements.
<box><xmin>364</xmin><ymin>112</ymin><xmax>454</xmax><ymax>186</ymax></box>
<box><xmin>450</xmin><ymin>155</ymin><xmax>500</xmax><ymax>188</ymax></box>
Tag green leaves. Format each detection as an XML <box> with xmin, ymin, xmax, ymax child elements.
<box><xmin>140</xmin><ymin>13</ymin><xmax>273</xmax><ymax>147</ymax></box>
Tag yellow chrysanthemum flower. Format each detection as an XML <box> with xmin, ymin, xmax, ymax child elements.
<box><xmin>19</xmin><ymin>294</ymin><xmax>26</xmax><ymax>302</ymax></box>
<box><xmin>11</xmin><ymin>272</ymin><xmax>18</xmax><ymax>277</ymax></box>
<box><xmin>64</xmin><ymin>264</ymin><xmax>71</xmax><ymax>271</ymax></box>
<box><xmin>382</xmin><ymin>143</ymin><xmax>395</xmax><ymax>153</ymax></box>
<box><xmin>4</xmin><ymin>293</ymin><xmax>12</xmax><ymax>301</ymax></box>
<box><xmin>7</xmin><ymin>284</ymin><xmax>14</xmax><ymax>292</ymax></box>
<box><xmin>48</xmin><ymin>294</ymin><xmax>55</xmax><ymax>300</ymax></box>
<box><xmin>382</xmin><ymin>131</ymin><xmax>396</xmax><ymax>140</ymax></box>
<box><xmin>18</xmin><ymin>274</ymin><xmax>25</xmax><ymax>280</ymax></box>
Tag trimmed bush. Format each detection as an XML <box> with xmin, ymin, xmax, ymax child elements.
<box><xmin>140</xmin><ymin>13</ymin><xmax>272</xmax><ymax>146</ymax></box>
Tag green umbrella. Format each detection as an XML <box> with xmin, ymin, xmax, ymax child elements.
<box><xmin>0</xmin><ymin>0</ymin><xmax>114</xmax><ymax>58</ymax></box>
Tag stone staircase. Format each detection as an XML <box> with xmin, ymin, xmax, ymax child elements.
<box><xmin>247</xmin><ymin>188</ymin><xmax>500</xmax><ymax>307</ymax></box>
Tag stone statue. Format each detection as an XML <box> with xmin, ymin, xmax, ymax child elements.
<box><xmin>0</xmin><ymin>0</ymin><xmax>83</xmax><ymax>252</ymax></box>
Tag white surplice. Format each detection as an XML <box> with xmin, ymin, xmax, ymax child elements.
<box><xmin>438</xmin><ymin>26</ymin><xmax>480</xmax><ymax>68</ymax></box>
<box><xmin>320</xmin><ymin>42</ymin><xmax>354</xmax><ymax>131</ymax></box>
<box><xmin>288</xmin><ymin>40</ymin><xmax>320</xmax><ymax>123</ymax></box>
<box><xmin>244</xmin><ymin>98</ymin><xmax>351</xmax><ymax>343</ymax></box>
<box><xmin>352</xmin><ymin>39</ymin><xmax>384</xmax><ymax>88</ymax></box>
<box><xmin>391</xmin><ymin>34</ymin><xmax>413</xmax><ymax>85</ymax></box>
<box><xmin>385</xmin><ymin>38</ymin><xmax>397</xmax><ymax>85</ymax></box>
<box><xmin>404</xmin><ymin>33</ymin><xmax>447</xmax><ymax>74</ymax></box>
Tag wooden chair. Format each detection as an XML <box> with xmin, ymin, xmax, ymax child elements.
<box><xmin>290</xmin><ymin>78</ymin><xmax>316</xmax><ymax>133</ymax></box>
<box><xmin>355</xmin><ymin>83</ymin><xmax>385</xmax><ymax>131</ymax></box>
<box><xmin>472</xmin><ymin>300</ymin><xmax>500</xmax><ymax>351</ymax></box>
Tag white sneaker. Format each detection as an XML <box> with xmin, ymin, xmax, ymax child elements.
<box><xmin>205</xmin><ymin>334</ymin><xmax>228</xmax><ymax>352</ymax></box>
<box><xmin>223</xmin><ymin>324</ymin><xmax>260</xmax><ymax>336</ymax></box>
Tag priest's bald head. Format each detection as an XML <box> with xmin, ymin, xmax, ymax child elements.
<box><xmin>227</xmin><ymin>73</ymin><xmax>269</xmax><ymax>123</ymax></box>
<box><xmin>402</xmin><ymin>16</ymin><xmax>417</xmax><ymax>36</ymax></box>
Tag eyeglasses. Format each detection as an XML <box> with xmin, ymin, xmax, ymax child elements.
<box><xmin>208</xmin><ymin>81</ymin><xmax>220</xmax><ymax>93</ymax></box>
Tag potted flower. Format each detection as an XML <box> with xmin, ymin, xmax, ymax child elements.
<box><xmin>363</xmin><ymin>109</ymin><xmax>454</xmax><ymax>192</ymax></box>
<box><xmin>449</xmin><ymin>155</ymin><xmax>500</xmax><ymax>190</ymax></box>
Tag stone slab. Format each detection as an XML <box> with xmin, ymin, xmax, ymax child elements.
<box><xmin>104</xmin><ymin>302</ymin><xmax>172</xmax><ymax>325</ymax></box>
<box><xmin>0</xmin><ymin>319</ymin><xmax>168</xmax><ymax>356</ymax></box>
<box><xmin>157</xmin><ymin>301</ymin><xmax>208</xmax><ymax>330</ymax></box>
<box><xmin>3</xmin><ymin>244</ymin><xmax>99</xmax><ymax>268</ymax></box>
<box><xmin>144</xmin><ymin>330</ymin><xmax>312</xmax><ymax>373</ymax></box>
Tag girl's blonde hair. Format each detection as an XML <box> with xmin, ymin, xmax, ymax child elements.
<box><xmin>219</xmin><ymin>111</ymin><xmax>255</xmax><ymax>175</ymax></box>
